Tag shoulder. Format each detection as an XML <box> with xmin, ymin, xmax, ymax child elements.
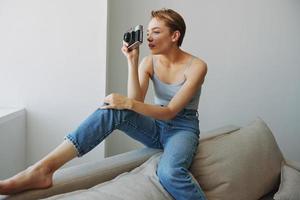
<box><xmin>140</xmin><ymin>55</ymin><xmax>153</xmax><ymax>64</ymax></box>
<box><xmin>192</xmin><ymin>56</ymin><xmax>207</xmax><ymax>72</ymax></box>
<box><xmin>183</xmin><ymin>55</ymin><xmax>207</xmax><ymax>86</ymax></box>
<box><xmin>187</xmin><ymin>56</ymin><xmax>207</xmax><ymax>78</ymax></box>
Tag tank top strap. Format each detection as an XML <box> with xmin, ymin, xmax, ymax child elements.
<box><xmin>152</xmin><ymin>56</ymin><xmax>158</xmax><ymax>75</ymax></box>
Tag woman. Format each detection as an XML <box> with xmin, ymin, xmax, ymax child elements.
<box><xmin>0</xmin><ymin>8</ymin><xmax>207</xmax><ymax>200</ymax></box>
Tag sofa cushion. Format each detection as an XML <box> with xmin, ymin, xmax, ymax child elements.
<box><xmin>44</xmin><ymin>153</ymin><xmax>172</xmax><ymax>200</ymax></box>
<box><xmin>273</xmin><ymin>162</ymin><xmax>300</xmax><ymax>200</ymax></box>
<box><xmin>199</xmin><ymin>125</ymin><xmax>241</xmax><ymax>141</ymax></box>
<box><xmin>190</xmin><ymin>118</ymin><xmax>284</xmax><ymax>200</ymax></box>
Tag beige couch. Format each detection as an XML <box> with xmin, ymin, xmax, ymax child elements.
<box><xmin>1</xmin><ymin>118</ymin><xmax>299</xmax><ymax>200</ymax></box>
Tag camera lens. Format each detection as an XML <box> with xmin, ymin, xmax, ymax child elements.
<box><xmin>123</xmin><ymin>32</ymin><xmax>131</xmax><ymax>43</ymax></box>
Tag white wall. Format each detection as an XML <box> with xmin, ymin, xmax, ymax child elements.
<box><xmin>106</xmin><ymin>0</ymin><xmax>300</xmax><ymax>161</ymax></box>
<box><xmin>0</xmin><ymin>0</ymin><xmax>107</xmax><ymax>167</ymax></box>
<box><xmin>0</xmin><ymin>108</ymin><xmax>26</xmax><ymax>179</ymax></box>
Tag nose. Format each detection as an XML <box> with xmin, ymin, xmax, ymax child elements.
<box><xmin>147</xmin><ymin>34</ymin><xmax>153</xmax><ymax>42</ymax></box>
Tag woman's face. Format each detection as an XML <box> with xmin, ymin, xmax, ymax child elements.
<box><xmin>147</xmin><ymin>17</ymin><xmax>176</xmax><ymax>54</ymax></box>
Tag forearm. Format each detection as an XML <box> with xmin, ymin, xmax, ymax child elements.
<box><xmin>130</xmin><ymin>100</ymin><xmax>175</xmax><ymax>120</ymax></box>
<box><xmin>127</xmin><ymin>58</ymin><xmax>143</xmax><ymax>101</ymax></box>
<box><xmin>101</xmin><ymin>94</ymin><xmax>175</xmax><ymax>120</ymax></box>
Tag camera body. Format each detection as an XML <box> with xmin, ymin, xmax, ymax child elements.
<box><xmin>123</xmin><ymin>25</ymin><xmax>143</xmax><ymax>50</ymax></box>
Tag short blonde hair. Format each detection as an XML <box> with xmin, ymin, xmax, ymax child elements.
<box><xmin>151</xmin><ymin>8</ymin><xmax>186</xmax><ymax>47</ymax></box>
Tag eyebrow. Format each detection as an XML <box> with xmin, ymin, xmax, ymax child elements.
<box><xmin>146</xmin><ymin>27</ymin><xmax>161</xmax><ymax>32</ymax></box>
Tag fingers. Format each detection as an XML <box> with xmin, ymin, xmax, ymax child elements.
<box><xmin>121</xmin><ymin>46</ymin><xmax>128</xmax><ymax>54</ymax></box>
<box><xmin>100</xmin><ymin>100</ymin><xmax>113</xmax><ymax>109</ymax></box>
<box><xmin>100</xmin><ymin>105</ymin><xmax>113</xmax><ymax>109</ymax></box>
<box><xmin>122</xmin><ymin>41</ymin><xmax>129</xmax><ymax>52</ymax></box>
<box><xmin>121</xmin><ymin>40</ymin><xmax>140</xmax><ymax>60</ymax></box>
<box><xmin>100</xmin><ymin>94</ymin><xmax>115</xmax><ymax>109</ymax></box>
<box><xmin>101</xmin><ymin>96</ymin><xmax>110</xmax><ymax>109</ymax></box>
<box><xmin>123</xmin><ymin>41</ymin><xmax>129</xmax><ymax>46</ymax></box>
<box><xmin>100</xmin><ymin>93</ymin><xmax>129</xmax><ymax>110</ymax></box>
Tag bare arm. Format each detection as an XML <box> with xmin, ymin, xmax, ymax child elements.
<box><xmin>106</xmin><ymin>44</ymin><xmax>207</xmax><ymax>120</ymax></box>
<box><xmin>131</xmin><ymin>59</ymin><xmax>207</xmax><ymax>120</ymax></box>
<box><xmin>127</xmin><ymin>56</ymin><xmax>151</xmax><ymax>102</ymax></box>
<box><xmin>102</xmin><ymin>58</ymin><xmax>207</xmax><ymax>120</ymax></box>
<box><xmin>127</xmin><ymin>56</ymin><xmax>142</xmax><ymax>101</ymax></box>
<box><xmin>122</xmin><ymin>42</ymin><xmax>152</xmax><ymax>102</ymax></box>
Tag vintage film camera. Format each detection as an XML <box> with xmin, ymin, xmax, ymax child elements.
<box><xmin>123</xmin><ymin>25</ymin><xmax>143</xmax><ymax>51</ymax></box>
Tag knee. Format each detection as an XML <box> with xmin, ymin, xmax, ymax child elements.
<box><xmin>157</xmin><ymin>165</ymin><xmax>183</xmax><ymax>185</ymax></box>
<box><xmin>98</xmin><ymin>107</ymin><xmax>136</xmax><ymax>123</ymax></box>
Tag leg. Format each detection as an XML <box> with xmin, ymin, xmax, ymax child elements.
<box><xmin>157</xmin><ymin>131</ymin><xmax>207</xmax><ymax>200</ymax></box>
<box><xmin>0</xmin><ymin>140</ymin><xmax>77</xmax><ymax>195</ymax></box>
<box><xmin>66</xmin><ymin>108</ymin><xmax>162</xmax><ymax>157</ymax></box>
<box><xmin>0</xmin><ymin>107</ymin><xmax>160</xmax><ymax>195</ymax></box>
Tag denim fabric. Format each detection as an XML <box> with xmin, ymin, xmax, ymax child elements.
<box><xmin>65</xmin><ymin>106</ymin><xmax>207</xmax><ymax>200</ymax></box>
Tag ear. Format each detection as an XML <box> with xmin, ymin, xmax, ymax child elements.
<box><xmin>171</xmin><ymin>30</ymin><xmax>181</xmax><ymax>43</ymax></box>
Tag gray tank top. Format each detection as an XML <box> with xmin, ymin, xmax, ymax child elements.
<box><xmin>151</xmin><ymin>56</ymin><xmax>202</xmax><ymax>110</ymax></box>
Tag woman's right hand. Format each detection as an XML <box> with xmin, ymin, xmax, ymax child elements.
<box><xmin>121</xmin><ymin>41</ymin><xmax>139</xmax><ymax>62</ymax></box>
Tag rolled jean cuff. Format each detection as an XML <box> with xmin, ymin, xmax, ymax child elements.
<box><xmin>64</xmin><ymin>134</ymin><xmax>82</xmax><ymax>157</ymax></box>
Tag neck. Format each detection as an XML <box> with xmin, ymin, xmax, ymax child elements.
<box><xmin>158</xmin><ymin>47</ymin><xmax>185</xmax><ymax>66</ymax></box>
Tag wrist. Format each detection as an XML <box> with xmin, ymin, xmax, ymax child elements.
<box><xmin>127</xmin><ymin>57</ymin><xmax>138</xmax><ymax>67</ymax></box>
<box><xmin>126</xmin><ymin>98</ymin><xmax>135</xmax><ymax>110</ymax></box>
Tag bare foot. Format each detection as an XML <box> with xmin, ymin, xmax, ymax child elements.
<box><xmin>0</xmin><ymin>164</ymin><xmax>53</xmax><ymax>195</ymax></box>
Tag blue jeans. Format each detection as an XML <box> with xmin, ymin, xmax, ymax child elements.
<box><xmin>65</xmin><ymin>106</ymin><xmax>207</xmax><ymax>200</ymax></box>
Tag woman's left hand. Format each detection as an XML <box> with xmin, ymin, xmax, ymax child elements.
<box><xmin>100</xmin><ymin>93</ymin><xmax>133</xmax><ymax>110</ymax></box>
